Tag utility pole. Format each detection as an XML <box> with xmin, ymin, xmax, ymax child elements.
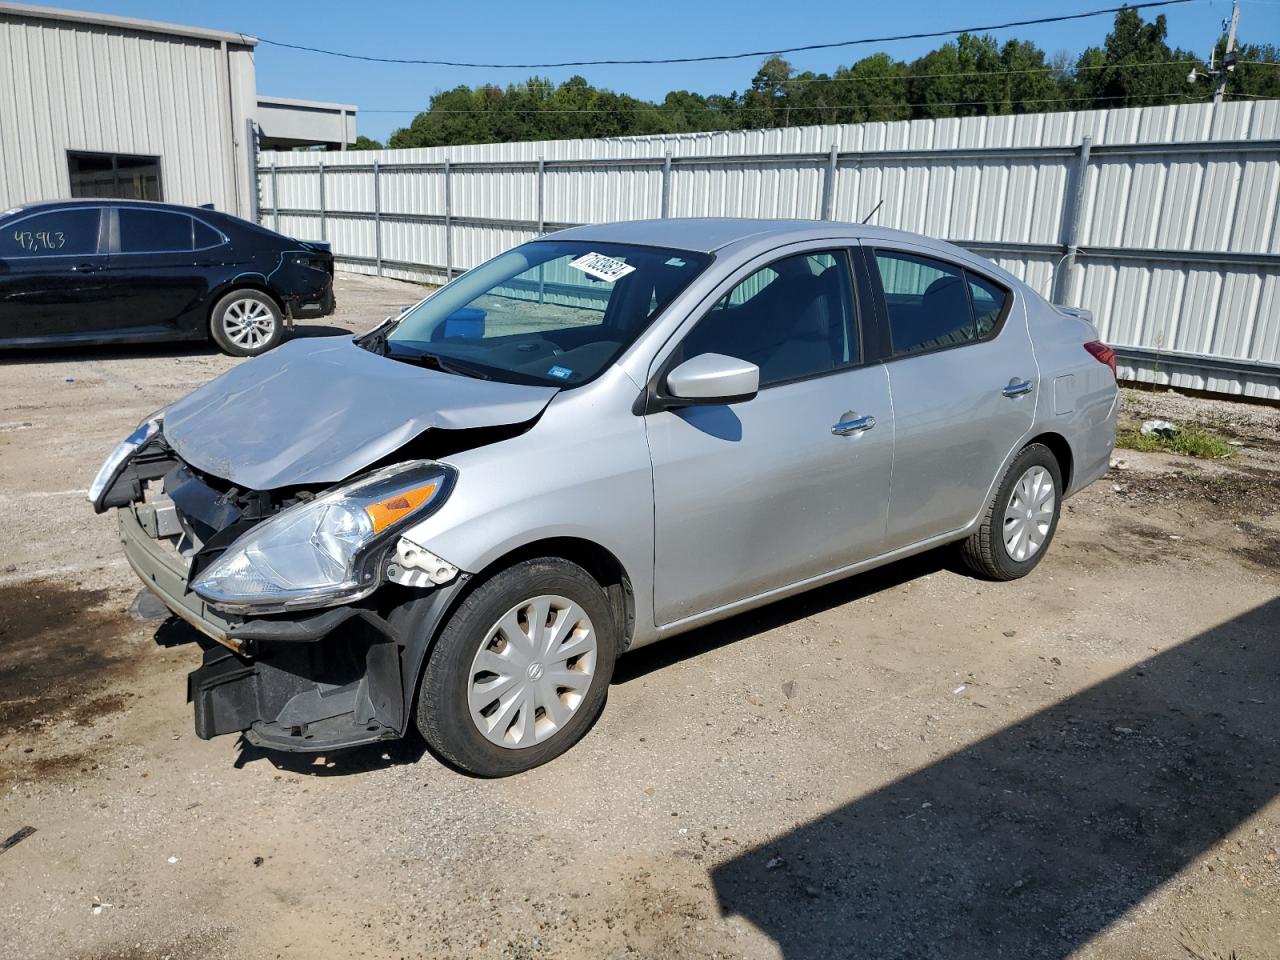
<box><xmin>1213</xmin><ymin>0</ymin><xmax>1240</xmax><ymax>104</ymax></box>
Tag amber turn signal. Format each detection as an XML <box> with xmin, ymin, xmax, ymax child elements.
<box><xmin>364</xmin><ymin>481</ymin><xmax>439</xmax><ymax>533</ymax></box>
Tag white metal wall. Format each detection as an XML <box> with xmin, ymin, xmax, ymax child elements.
<box><xmin>0</xmin><ymin>7</ymin><xmax>257</xmax><ymax>217</ymax></box>
<box><xmin>260</xmin><ymin>100</ymin><xmax>1280</xmax><ymax>399</ymax></box>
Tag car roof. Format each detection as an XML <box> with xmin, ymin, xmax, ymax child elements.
<box><xmin>547</xmin><ymin>218</ymin><xmax>934</xmax><ymax>254</ymax></box>
<box><xmin>546</xmin><ymin>217</ymin><xmax>1023</xmax><ymax>290</ymax></box>
<box><xmin>3</xmin><ymin>198</ymin><xmax>228</xmax><ymax>218</ymax></box>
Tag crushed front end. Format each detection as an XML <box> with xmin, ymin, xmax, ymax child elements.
<box><xmin>94</xmin><ymin>426</ymin><xmax>467</xmax><ymax>752</ymax></box>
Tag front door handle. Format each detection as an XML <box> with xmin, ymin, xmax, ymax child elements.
<box><xmin>832</xmin><ymin>414</ymin><xmax>876</xmax><ymax>436</ymax></box>
<box><xmin>1002</xmin><ymin>379</ymin><xmax>1033</xmax><ymax>398</ymax></box>
<box><xmin>71</xmin><ymin>262</ymin><xmax>101</xmax><ymax>274</ymax></box>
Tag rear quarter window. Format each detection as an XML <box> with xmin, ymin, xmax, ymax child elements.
<box><xmin>118</xmin><ymin>209</ymin><xmax>195</xmax><ymax>253</ymax></box>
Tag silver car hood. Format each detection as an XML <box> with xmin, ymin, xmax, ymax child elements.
<box><xmin>162</xmin><ymin>336</ymin><xmax>559</xmax><ymax>490</ymax></box>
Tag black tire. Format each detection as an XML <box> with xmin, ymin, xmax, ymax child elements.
<box><xmin>209</xmin><ymin>289</ymin><xmax>285</xmax><ymax>357</ymax></box>
<box><xmin>417</xmin><ymin>558</ymin><xmax>618</xmax><ymax>777</ymax></box>
<box><xmin>959</xmin><ymin>442</ymin><xmax>1064</xmax><ymax>581</ymax></box>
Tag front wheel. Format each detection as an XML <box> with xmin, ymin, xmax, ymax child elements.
<box><xmin>417</xmin><ymin>558</ymin><xmax>618</xmax><ymax>777</ymax></box>
<box><xmin>209</xmin><ymin>289</ymin><xmax>284</xmax><ymax>357</ymax></box>
<box><xmin>959</xmin><ymin>443</ymin><xmax>1063</xmax><ymax>580</ymax></box>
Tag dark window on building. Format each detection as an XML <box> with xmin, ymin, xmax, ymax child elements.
<box><xmin>118</xmin><ymin>208</ymin><xmax>194</xmax><ymax>253</ymax></box>
<box><xmin>68</xmin><ymin>152</ymin><xmax>162</xmax><ymax>201</ymax></box>
<box><xmin>0</xmin><ymin>208</ymin><xmax>102</xmax><ymax>257</ymax></box>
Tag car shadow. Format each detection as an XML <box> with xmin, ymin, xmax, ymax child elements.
<box><xmin>709</xmin><ymin>597</ymin><xmax>1279</xmax><ymax>960</ymax></box>
<box><xmin>291</xmin><ymin>322</ymin><xmax>353</xmax><ymax>339</ymax></box>
<box><xmin>160</xmin><ymin>547</ymin><xmax>960</xmax><ymax>777</ymax></box>
<box><xmin>614</xmin><ymin>547</ymin><xmax>955</xmax><ymax>684</ymax></box>
<box><xmin>232</xmin><ymin>732</ymin><xmax>431</xmax><ymax>775</ymax></box>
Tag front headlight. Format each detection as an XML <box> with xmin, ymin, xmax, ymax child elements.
<box><xmin>87</xmin><ymin>415</ymin><xmax>162</xmax><ymax>511</ymax></box>
<box><xmin>191</xmin><ymin>460</ymin><xmax>453</xmax><ymax>614</ymax></box>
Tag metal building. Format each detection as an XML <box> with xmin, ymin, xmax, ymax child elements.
<box><xmin>0</xmin><ymin>2</ymin><xmax>357</xmax><ymax>219</ymax></box>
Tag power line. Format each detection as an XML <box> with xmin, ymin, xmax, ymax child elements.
<box><xmin>361</xmin><ymin>90</ymin><xmax>1219</xmax><ymax>117</ymax></box>
<box><xmin>426</xmin><ymin>58</ymin><xmax>1210</xmax><ymax>94</ymax></box>
<box><xmin>359</xmin><ymin>57</ymin><xmax>1280</xmax><ymax>112</ymax></box>
<box><xmin>253</xmin><ymin>1</ymin><xmax>1194</xmax><ymax>70</ymax></box>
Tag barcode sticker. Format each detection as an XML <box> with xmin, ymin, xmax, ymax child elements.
<box><xmin>568</xmin><ymin>252</ymin><xmax>636</xmax><ymax>283</ymax></box>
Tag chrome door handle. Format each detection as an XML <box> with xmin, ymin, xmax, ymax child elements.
<box><xmin>832</xmin><ymin>414</ymin><xmax>876</xmax><ymax>436</ymax></box>
<box><xmin>1002</xmin><ymin>379</ymin><xmax>1033</xmax><ymax>398</ymax></box>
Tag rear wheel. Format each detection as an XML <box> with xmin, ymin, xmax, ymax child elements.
<box><xmin>417</xmin><ymin>558</ymin><xmax>617</xmax><ymax>777</ymax></box>
<box><xmin>209</xmin><ymin>289</ymin><xmax>284</xmax><ymax>357</ymax></box>
<box><xmin>960</xmin><ymin>442</ymin><xmax>1063</xmax><ymax>580</ymax></box>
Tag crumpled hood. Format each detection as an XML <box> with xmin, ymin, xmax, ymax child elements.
<box><xmin>162</xmin><ymin>336</ymin><xmax>559</xmax><ymax>490</ymax></box>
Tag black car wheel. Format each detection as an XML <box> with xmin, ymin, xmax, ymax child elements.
<box><xmin>959</xmin><ymin>442</ymin><xmax>1063</xmax><ymax>580</ymax></box>
<box><xmin>417</xmin><ymin>558</ymin><xmax>618</xmax><ymax>777</ymax></box>
<box><xmin>210</xmin><ymin>289</ymin><xmax>284</xmax><ymax>357</ymax></box>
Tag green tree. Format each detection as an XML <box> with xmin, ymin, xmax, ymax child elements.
<box><xmin>739</xmin><ymin>56</ymin><xmax>793</xmax><ymax>128</ymax></box>
<box><xmin>380</xmin><ymin>9</ymin><xmax>1274</xmax><ymax>148</ymax></box>
<box><xmin>350</xmin><ymin>135</ymin><xmax>383</xmax><ymax>151</ymax></box>
<box><xmin>1224</xmin><ymin>42</ymin><xmax>1280</xmax><ymax>100</ymax></box>
<box><xmin>1075</xmin><ymin>9</ymin><xmax>1199</xmax><ymax>108</ymax></box>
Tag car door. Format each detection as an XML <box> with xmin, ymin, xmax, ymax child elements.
<box><xmin>0</xmin><ymin>206</ymin><xmax>109</xmax><ymax>341</ymax></box>
<box><xmin>866</xmin><ymin>243</ymin><xmax>1037</xmax><ymax>550</ymax></box>
<box><xmin>645</xmin><ymin>245</ymin><xmax>894</xmax><ymax>627</ymax></box>
<box><xmin>101</xmin><ymin>207</ymin><xmax>216</xmax><ymax>332</ymax></box>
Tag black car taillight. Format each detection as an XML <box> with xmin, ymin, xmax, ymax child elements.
<box><xmin>1084</xmin><ymin>340</ymin><xmax>1117</xmax><ymax>378</ymax></box>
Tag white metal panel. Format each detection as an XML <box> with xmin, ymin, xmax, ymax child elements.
<box><xmin>0</xmin><ymin>9</ymin><xmax>255</xmax><ymax>215</ymax></box>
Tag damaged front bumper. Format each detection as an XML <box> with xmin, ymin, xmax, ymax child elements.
<box><xmin>119</xmin><ymin>504</ymin><xmax>467</xmax><ymax>752</ymax></box>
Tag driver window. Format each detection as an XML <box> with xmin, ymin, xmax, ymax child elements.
<box><xmin>683</xmin><ymin>251</ymin><xmax>857</xmax><ymax>388</ymax></box>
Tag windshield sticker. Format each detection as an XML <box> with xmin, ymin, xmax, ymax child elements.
<box><xmin>568</xmin><ymin>252</ymin><xmax>636</xmax><ymax>283</ymax></box>
<box><xmin>547</xmin><ymin>365</ymin><xmax>574</xmax><ymax>380</ymax></box>
<box><xmin>664</xmin><ymin>257</ymin><xmax>687</xmax><ymax>267</ymax></box>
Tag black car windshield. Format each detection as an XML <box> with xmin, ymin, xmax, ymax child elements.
<box><xmin>382</xmin><ymin>240</ymin><xmax>711</xmax><ymax>386</ymax></box>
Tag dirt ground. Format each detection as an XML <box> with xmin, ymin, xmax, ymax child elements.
<box><xmin>1</xmin><ymin>272</ymin><xmax>1278</xmax><ymax>960</ymax></box>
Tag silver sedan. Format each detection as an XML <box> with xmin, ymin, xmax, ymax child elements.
<box><xmin>94</xmin><ymin>219</ymin><xmax>1118</xmax><ymax>776</ymax></box>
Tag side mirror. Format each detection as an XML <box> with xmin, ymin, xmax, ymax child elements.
<box><xmin>664</xmin><ymin>353</ymin><xmax>759</xmax><ymax>406</ymax></box>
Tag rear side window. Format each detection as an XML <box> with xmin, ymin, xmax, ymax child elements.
<box><xmin>193</xmin><ymin>219</ymin><xmax>224</xmax><ymax>249</ymax></box>
<box><xmin>118</xmin><ymin>209</ymin><xmax>194</xmax><ymax>253</ymax></box>
<box><xmin>873</xmin><ymin>251</ymin><xmax>1009</xmax><ymax>357</ymax></box>
<box><xmin>684</xmin><ymin>250</ymin><xmax>858</xmax><ymax>387</ymax></box>
<box><xmin>968</xmin><ymin>272</ymin><xmax>1008</xmax><ymax>337</ymax></box>
<box><xmin>0</xmin><ymin>208</ymin><xmax>101</xmax><ymax>257</ymax></box>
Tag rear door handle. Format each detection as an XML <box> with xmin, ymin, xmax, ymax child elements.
<box><xmin>832</xmin><ymin>414</ymin><xmax>876</xmax><ymax>436</ymax></box>
<box><xmin>1002</xmin><ymin>379</ymin><xmax>1033</xmax><ymax>398</ymax></box>
<box><xmin>71</xmin><ymin>262</ymin><xmax>101</xmax><ymax>274</ymax></box>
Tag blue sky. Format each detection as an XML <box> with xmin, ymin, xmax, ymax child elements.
<box><xmin>49</xmin><ymin>0</ymin><xmax>1278</xmax><ymax>141</ymax></box>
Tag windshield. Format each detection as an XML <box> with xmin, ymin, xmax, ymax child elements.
<box><xmin>381</xmin><ymin>240</ymin><xmax>711</xmax><ymax>386</ymax></box>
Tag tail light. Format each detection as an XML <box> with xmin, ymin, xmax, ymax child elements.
<box><xmin>1084</xmin><ymin>340</ymin><xmax>1117</xmax><ymax>377</ymax></box>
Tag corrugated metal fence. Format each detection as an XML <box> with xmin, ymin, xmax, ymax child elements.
<box><xmin>259</xmin><ymin>100</ymin><xmax>1280</xmax><ymax>400</ymax></box>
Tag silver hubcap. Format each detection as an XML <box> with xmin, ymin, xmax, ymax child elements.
<box><xmin>1004</xmin><ymin>465</ymin><xmax>1056</xmax><ymax>562</ymax></box>
<box><xmin>467</xmin><ymin>595</ymin><xmax>597</xmax><ymax>749</ymax></box>
<box><xmin>223</xmin><ymin>298</ymin><xmax>276</xmax><ymax>348</ymax></box>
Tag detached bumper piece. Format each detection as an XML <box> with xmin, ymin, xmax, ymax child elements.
<box><xmin>120</xmin><ymin>504</ymin><xmax>405</xmax><ymax>752</ymax></box>
<box><xmin>287</xmin><ymin>286</ymin><xmax>335</xmax><ymax>320</ymax></box>
<box><xmin>189</xmin><ymin>612</ymin><xmax>404</xmax><ymax>753</ymax></box>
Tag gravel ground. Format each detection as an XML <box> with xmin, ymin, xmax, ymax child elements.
<box><xmin>1</xmin><ymin>273</ymin><xmax>1277</xmax><ymax>960</ymax></box>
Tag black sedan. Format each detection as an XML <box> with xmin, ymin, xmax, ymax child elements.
<box><xmin>0</xmin><ymin>199</ymin><xmax>334</xmax><ymax>357</ymax></box>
